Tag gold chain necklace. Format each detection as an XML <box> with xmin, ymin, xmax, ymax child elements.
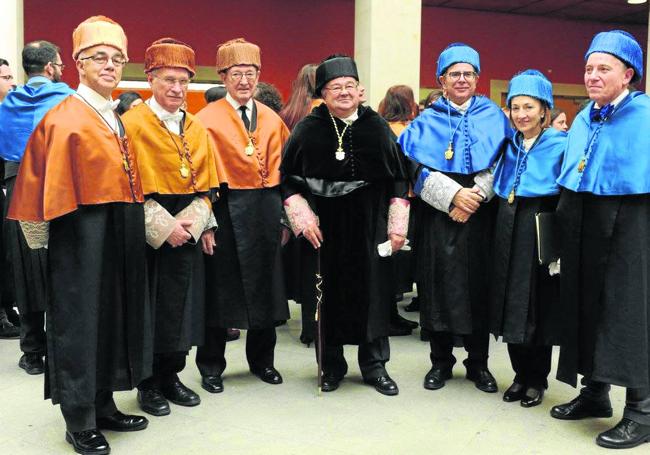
<box><xmin>329</xmin><ymin>112</ymin><xmax>350</xmax><ymax>161</ymax></box>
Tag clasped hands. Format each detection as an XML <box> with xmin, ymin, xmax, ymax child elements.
<box><xmin>449</xmin><ymin>187</ymin><xmax>483</xmax><ymax>224</ymax></box>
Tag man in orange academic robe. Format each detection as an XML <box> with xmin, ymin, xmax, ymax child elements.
<box><xmin>195</xmin><ymin>38</ymin><xmax>290</xmax><ymax>394</ymax></box>
<box><xmin>8</xmin><ymin>16</ymin><xmax>151</xmax><ymax>455</ymax></box>
<box><xmin>122</xmin><ymin>38</ymin><xmax>220</xmax><ymax>417</ymax></box>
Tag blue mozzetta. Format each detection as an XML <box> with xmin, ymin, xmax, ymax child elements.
<box><xmin>585</xmin><ymin>30</ymin><xmax>644</xmax><ymax>82</ymax></box>
<box><xmin>399</xmin><ymin>96</ymin><xmax>510</xmax><ymax>183</ymax></box>
<box><xmin>435</xmin><ymin>43</ymin><xmax>480</xmax><ymax>78</ymax></box>
<box><xmin>493</xmin><ymin>128</ymin><xmax>567</xmax><ymax>199</ymax></box>
<box><xmin>0</xmin><ymin>77</ymin><xmax>74</xmax><ymax>161</ymax></box>
<box><xmin>506</xmin><ymin>69</ymin><xmax>554</xmax><ymax>108</ymax></box>
<box><xmin>557</xmin><ymin>91</ymin><xmax>650</xmax><ymax>195</ymax></box>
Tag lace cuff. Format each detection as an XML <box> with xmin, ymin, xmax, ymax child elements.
<box><xmin>420</xmin><ymin>172</ymin><xmax>462</xmax><ymax>213</ymax></box>
<box><xmin>19</xmin><ymin>221</ymin><xmax>49</xmax><ymax>249</ymax></box>
<box><xmin>387</xmin><ymin>198</ymin><xmax>410</xmax><ymax>237</ymax></box>
<box><xmin>175</xmin><ymin>197</ymin><xmax>214</xmax><ymax>242</ymax></box>
<box><xmin>144</xmin><ymin>199</ymin><xmax>176</xmax><ymax>249</ymax></box>
<box><xmin>283</xmin><ymin>194</ymin><xmax>318</xmax><ymax>237</ymax></box>
<box><xmin>473</xmin><ymin>168</ymin><xmax>495</xmax><ymax>202</ymax></box>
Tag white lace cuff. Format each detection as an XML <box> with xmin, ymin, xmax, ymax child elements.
<box><xmin>175</xmin><ymin>197</ymin><xmax>214</xmax><ymax>242</ymax></box>
<box><xmin>387</xmin><ymin>198</ymin><xmax>410</xmax><ymax>237</ymax></box>
<box><xmin>420</xmin><ymin>172</ymin><xmax>462</xmax><ymax>213</ymax></box>
<box><xmin>284</xmin><ymin>194</ymin><xmax>318</xmax><ymax>237</ymax></box>
<box><xmin>144</xmin><ymin>199</ymin><xmax>176</xmax><ymax>249</ymax></box>
<box><xmin>19</xmin><ymin>221</ymin><xmax>49</xmax><ymax>249</ymax></box>
<box><xmin>473</xmin><ymin>168</ymin><xmax>495</xmax><ymax>202</ymax></box>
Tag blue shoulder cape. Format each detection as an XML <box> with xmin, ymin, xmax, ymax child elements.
<box><xmin>398</xmin><ymin>95</ymin><xmax>511</xmax><ymax>175</ymax></box>
<box><xmin>0</xmin><ymin>81</ymin><xmax>74</xmax><ymax>161</ymax></box>
<box><xmin>556</xmin><ymin>91</ymin><xmax>650</xmax><ymax>195</ymax></box>
<box><xmin>493</xmin><ymin>128</ymin><xmax>567</xmax><ymax>199</ymax></box>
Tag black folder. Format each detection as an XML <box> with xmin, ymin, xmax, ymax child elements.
<box><xmin>535</xmin><ymin>212</ymin><xmax>560</xmax><ymax>265</ymax></box>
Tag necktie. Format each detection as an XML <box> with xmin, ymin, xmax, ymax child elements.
<box><xmin>589</xmin><ymin>103</ymin><xmax>613</xmax><ymax>122</ymax></box>
<box><xmin>239</xmin><ymin>105</ymin><xmax>250</xmax><ymax>130</ymax></box>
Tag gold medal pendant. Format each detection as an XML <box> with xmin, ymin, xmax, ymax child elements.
<box><xmin>444</xmin><ymin>142</ymin><xmax>454</xmax><ymax>160</ymax></box>
<box><xmin>335</xmin><ymin>146</ymin><xmax>345</xmax><ymax>161</ymax></box>
<box><xmin>180</xmin><ymin>163</ymin><xmax>189</xmax><ymax>178</ymax></box>
<box><xmin>508</xmin><ymin>190</ymin><xmax>515</xmax><ymax>204</ymax></box>
<box><xmin>577</xmin><ymin>159</ymin><xmax>586</xmax><ymax>173</ymax></box>
<box><xmin>245</xmin><ymin>140</ymin><xmax>255</xmax><ymax>156</ymax></box>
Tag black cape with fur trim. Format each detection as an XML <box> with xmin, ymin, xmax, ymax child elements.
<box><xmin>281</xmin><ymin>103</ymin><xmax>408</xmax><ymax>345</ymax></box>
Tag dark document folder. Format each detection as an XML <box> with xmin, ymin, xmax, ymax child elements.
<box><xmin>535</xmin><ymin>212</ymin><xmax>560</xmax><ymax>265</ymax></box>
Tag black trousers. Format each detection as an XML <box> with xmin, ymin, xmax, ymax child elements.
<box><xmin>429</xmin><ymin>330</ymin><xmax>489</xmax><ymax>370</ymax></box>
<box><xmin>60</xmin><ymin>390</ymin><xmax>117</xmax><ymax>432</ymax></box>
<box><xmin>196</xmin><ymin>327</ymin><xmax>276</xmax><ymax>377</ymax></box>
<box><xmin>19</xmin><ymin>310</ymin><xmax>45</xmax><ymax>355</ymax></box>
<box><xmin>318</xmin><ymin>336</ymin><xmax>390</xmax><ymax>380</ymax></box>
<box><xmin>580</xmin><ymin>378</ymin><xmax>650</xmax><ymax>425</ymax></box>
<box><xmin>507</xmin><ymin>343</ymin><xmax>552</xmax><ymax>389</ymax></box>
<box><xmin>138</xmin><ymin>351</ymin><xmax>187</xmax><ymax>390</ymax></box>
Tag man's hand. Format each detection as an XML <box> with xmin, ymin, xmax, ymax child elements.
<box><xmin>302</xmin><ymin>223</ymin><xmax>323</xmax><ymax>249</ymax></box>
<box><xmin>449</xmin><ymin>206</ymin><xmax>472</xmax><ymax>223</ymax></box>
<box><xmin>389</xmin><ymin>233</ymin><xmax>406</xmax><ymax>253</ymax></box>
<box><xmin>166</xmin><ymin>219</ymin><xmax>193</xmax><ymax>247</ymax></box>
<box><xmin>201</xmin><ymin>230</ymin><xmax>216</xmax><ymax>255</ymax></box>
<box><xmin>452</xmin><ymin>187</ymin><xmax>483</xmax><ymax>213</ymax></box>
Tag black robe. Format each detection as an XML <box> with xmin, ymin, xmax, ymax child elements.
<box><xmin>411</xmin><ymin>170</ymin><xmax>497</xmax><ymax>335</ymax></box>
<box><xmin>281</xmin><ymin>104</ymin><xmax>408</xmax><ymax>345</ymax></box>
<box><xmin>46</xmin><ymin>203</ymin><xmax>152</xmax><ymax>405</ymax></box>
<box><xmin>147</xmin><ymin>194</ymin><xmax>205</xmax><ymax>353</ymax></box>
<box><xmin>489</xmin><ymin>196</ymin><xmax>560</xmax><ymax>345</ymax></box>
<box><xmin>205</xmin><ymin>186</ymin><xmax>288</xmax><ymax>329</ymax></box>
<box><xmin>556</xmin><ymin>190</ymin><xmax>650</xmax><ymax>389</ymax></box>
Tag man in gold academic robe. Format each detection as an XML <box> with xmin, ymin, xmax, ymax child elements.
<box><xmin>195</xmin><ymin>38</ymin><xmax>290</xmax><ymax>394</ymax></box>
<box><xmin>122</xmin><ymin>37</ymin><xmax>220</xmax><ymax>417</ymax></box>
<box><xmin>8</xmin><ymin>16</ymin><xmax>151</xmax><ymax>455</ymax></box>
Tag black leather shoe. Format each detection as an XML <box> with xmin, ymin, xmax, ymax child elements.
<box><xmin>423</xmin><ymin>367</ymin><xmax>452</xmax><ymax>390</ymax></box>
<box><xmin>226</xmin><ymin>328</ymin><xmax>240</xmax><ymax>342</ymax></box>
<box><xmin>521</xmin><ymin>387</ymin><xmax>544</xmax><ymax>408</ymax></box>
<box><xmin>394</xmin><ymin>313</ymin><xmax>419</xmax><ymax>329</ymax></box>
<box><xmin>65</xmin><ymin>429</ymin><xmax>110</xmax><ymax>455</ymax></box>
<box><xmin>550</xmin><ymin>395</ymin><xmax>613</xmax><ymax>420</ymax></box>
<box><xmin>137</xmin><ymin>389</ymin><xmax>170</xmax><ymax>416</ymax></box>
<box><xmin>389</xmin><ymin>322</ymin><xmax>412</xmax><ymax>336</ymax></box>
<box><xmin>466</xmin><ymin>368</ymin><xmax>498</xmax><ymax>393</ymax></box>
<box><xmin>364</xmin><ymin>375</ymin><xmax>399</xmax><ymax>396</ymax></box>
<box><xmin>201</xmin><ymin>375</ymin><xmax>224</xmax><ymax>394</ymax></box>
<box><xmin>251</xmin><ymin>366</ymin><xmax>283</xmax><ymax>385</ymax></box>
<box><xmin>321</xmin><ymin>373</ymin><xmax>342</xmax><ymax>392</ymax></box>
<box><xmin>160</xmin><ymin>380</ymin><xmax>201</xmax><ymax>406</ymax></box>
<box><xmin>96</xmin><ymin>411</ymin><xmax>148</xmax><ymax>432</ymax></box>
<box><xmin>0</xmin><ymin>308</ymin><xmax>19</xmax><ymax>338</ymax></box>
<box><xmin>597</xmin><ymin>418</ymin><xmax>650</xmax><ymax>449</ymax></box>
<box><xmin>503</xmin><ymin>382</ymin><xmax>525</xmax><ymax>402</ymax></box>
<box><xmin>18</xmin><ymin>353</ymin><xmax>44</xmax><ymax>375</ymax></box>
<box><xmin>404</xmin><ymin>297</ymin><xmax>420</xmax><ymax>312</ymax></box>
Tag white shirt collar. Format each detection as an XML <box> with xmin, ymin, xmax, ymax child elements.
<box><xmin>76</xmin><ymin>83</ymin><xmax>117</xmax><ymax>113</ymax></box>
<box><xmin>147</xmin><ymin>96</ymin><xmax>181</xmax><ymax>119</ymax></box>
<box><xmin>449</xmin><ymin>97</ymin><xmax>472</xmax><ymax>114</ymax></box>
<box><xmin>339</xmin><ymin>110</ymin><xmax>358</xmax><ymax>125</ymax></box>
<box><xmin>226</xmin><ymin>92</ymin><xmax>254</xmax><ymax>113</ymax></box>
<box><xmin>610</xmin><ymin>88</ymin><xmax>629</xmax><ymax>108</ymax></box>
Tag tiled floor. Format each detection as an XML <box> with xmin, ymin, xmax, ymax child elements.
<box><xmin>0</xmin><ymin>295</ymin><xmax>632</xmax><ymax>454</ymax></box>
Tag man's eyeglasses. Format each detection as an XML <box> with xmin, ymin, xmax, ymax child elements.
<box><xmin>228</xmin><ymin>71</ymin><xmax>257</xmax><ymax>82</ymax></box>
<box><xmin>154</xmin><ymin>75</ymin><xmax>191</xmax><ymax>88</ymax></box>
<box><xmin>50</xmin><ymin>62</ymin><xmax>65</xmax><ymax>70</ymax></box>
<box><xmin>79</xmin><ymin>53</ymin><xmax>127</xmax><ymax>67</ymax></box>
<box><xmin>324</xmin><ymin>83</ymin><xmax>358</xmax><ymax>95</ymax></box>
<box><xmin>445</xmin><ymin>71</ymin><xmax>477</xmax><ymax>82</ymax></box>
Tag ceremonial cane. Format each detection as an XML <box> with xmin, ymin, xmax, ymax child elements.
<box><xmin>315</xmin><ymin>247</ymin><xmax>323</xmax><ymax>395</ymax></box>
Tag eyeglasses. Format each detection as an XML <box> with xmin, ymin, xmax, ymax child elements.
<box><xmin>79</xmin><ymin>53</ymin><xmax>127</xmax><ymax>67</ymax></box>
<box><xmin>445</xmin><ymin>71</ymin><xmax>477</xmax><ymax>81</ymax></box>
<box><xmin>154</xmin><ymin>75</ymin><xmax>191</xmax><ymax>87</ymax></box>
<box><xmin>228</xmin><ymin>71</ymin><xmax>258</xmax><ymax>81</ymax></box>
<box><xmin>0</xmin><ymin>75</ymin><xmax>14</xmax><ymax>81</ymax></box>
<box><xmin>324</xmin><ymin>83</ymin><xmax>358</xmax><ymax>95</ymax></box>
<box><xmin>50</xmin><ymin>62</ymin><xmax>65</xmax><ymax>70</ymax></box>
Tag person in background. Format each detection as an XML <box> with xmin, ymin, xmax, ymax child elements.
<box><xmin>550</xmin><ymin>108</ymin><xmax>568</xmax><ymax>132</ymax></box>
<box><xmin>114</xmin><ymin>91</ymin><xmax>142</xmax><ymax>115</ymax></box>
<box><xmin>204</xmin><ymin>85</ymin><xmax>227</xmax><ymax>104</ymax></box>
<box><xmin>551</xmin><ymin>30</ymin><xmax>650</xmax><ymax>450</ymax></box>
<box><xmin>0</xmin><ymin>58</ymin><xmax>16</xmax><ymax>102</ymax></box>
<box><xmin>490</xmin><ymin>70</ymin><xmax>566</xmax><ymax>409</ymax></box>
<box><xmin>254</xmin><ymin>81</ymin><xmax>283</xmax><ymax>113</ymax></box>
<box><xmin>0</xmin><ymin>40</ymin><xmax>74</xmax><ymax>371</ymax></box>
<box><xmin>377</xmin><ymin>85</ymin><xmax>420</xmax><ymax>337</ymax></box>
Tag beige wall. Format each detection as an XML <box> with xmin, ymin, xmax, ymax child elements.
<box><xmin>0</xmin><ymin>0</ymin><xmax>24</xmax><ymax>85</ymax></box>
